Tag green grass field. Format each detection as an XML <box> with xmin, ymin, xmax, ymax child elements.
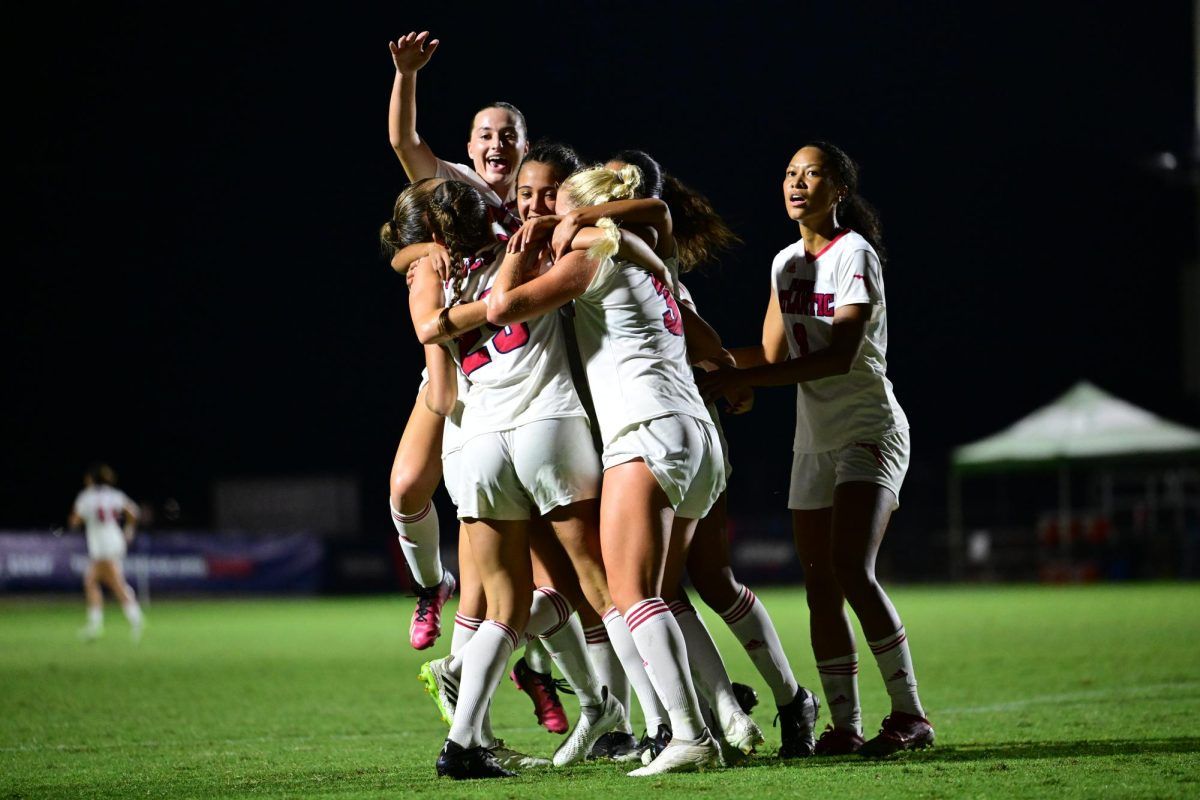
<box><xmin>2</xmin><ymin>584</ymin><xmax>1198</xmax><ymax>799</ymax></box>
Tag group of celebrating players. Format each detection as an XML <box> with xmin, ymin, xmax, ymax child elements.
<box><xmin>380</xmin><ymin>30</ymin><xmax>934</xmax><ymax>779</ymax></box>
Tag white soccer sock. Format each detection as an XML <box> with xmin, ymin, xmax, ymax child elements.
<box><xmin>524</xmin><ymin>637</ymin><xmax>554</xmax><ymax>675</ymax></box>
<box><xmin>625</xmin><ymin>598</ymin><xmax>705</xmax><ymax>741</ymax></box>
<box><xmin>121</xmin><ymin>599</ymin><xmax>143</xmax><ymax>628</ymax></box>
<box><xmin>542</xmin><ymin>612</ymin><xmax>604</xmax><ymax>712</ymax></box>
<box><xmin>447</xmin><ymin>620</ymin><xmax>518</xmax><ymax>748</ymax></box>
<box><xmin>719</xmin><ymin>585</ymin><xmax>799</xmax><ymax>706</ymax></box>
<box><xmin>389</xmin><ymin>500</ymin><xmax>444</xmax><ymax>588</ymax></box>
<box><xmin>669</xmin><ymin>597</ymin><xmax>742</xmax><ymax>728</ymax></box>
<box><xmin>868</xmin><ymin>627</ymin><xmax>925</xmax><ymax>718</ymax></box>
<box><xmin>86</xmin><ymin>606</ymin><xmax>103</xmax><ymax>629</ymax></box>
<box><xmin>603</xmin><ymin>606</ymin><xmax>667</xmax><ymax>733</ymax></box>
<box><xmin>816</xmin><ymin>653</ymin><xmax>862</xmax><ymax>734</ymax></box>
<box><xmin>451</xmin><ymin>612</ymin><xmax>482</xmax><ymax>656</ymax></box>
<box><xmin>527</xmin><ymin>587</ymin><xmax>572</xmax><ymax>640</ymax></box>
<box><xmin>584</xmin><ymin>624</ymin><xmax>633</xmax><ymax>733</ymax></box>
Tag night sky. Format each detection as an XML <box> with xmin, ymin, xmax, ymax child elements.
<box><xmin>8</xmin><ymin>2</ymin><xmax>1197</xmax><ymax>541</ymax></box>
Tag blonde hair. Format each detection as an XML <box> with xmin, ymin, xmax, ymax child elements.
<box><xmin>561</xmin><ymin>165</ymin><xmax>643</xmax><ymax>263</ymax></box>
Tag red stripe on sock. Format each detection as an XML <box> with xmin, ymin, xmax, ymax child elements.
<box><xmin>537</xmin><ymin>587</ymin><xmax>571</xmax><ymax>624</ymax></box>
<box><xmin>668</xmin><ymin>601</ymin><xmax>694</xmax><ymax>617</ymax></box>
<box><xmin>488</xmin><ymin>620</ymin><xmax>520</xmax><ymax>650</ymax></box>
<box><xmin>455</xmin><ymin>613</ymin><xmax>482</xmax><ymax>630</ymax></box>
<box><xmin>394</xmin><ymin>501</ymin><xmax>432</xmax><ymax>524</ymax></box>
<box><xmin>626</xmin><ymin>600</ymin><xmax>670</xmax><ymax>632</ymax></box>
<box><xmin>818</xmin><ymin>665</ymin><xmax>859</xmax><ymax>675</ymax></box>
<box><xmin>583</xmin><ymin>624</ymin><xmax>609</xmax><ymax>643</ymax></box>
<box><xmin>721</xmin><ymin>587</ymin><xmax>756</xmax><ymax>623</ymax></box>
<box><xmin>870</xmin><ymin>633</ymin><xmax>907</xmax><ymax>655</ymax></box>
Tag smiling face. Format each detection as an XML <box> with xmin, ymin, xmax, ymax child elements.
<box><xmin>782</xmin><ymin>146</ymin><xmax>845</xmax><ymax>228</ymax></box>
<box><xmin>516</xmin><ymin>161</ymin><xmax>560</xmax><ymax>220</ymax></box>
<box><xmin>467</xmin><ymin>107</ymin><xmax>528</xmax><ymax>195</ymax></box>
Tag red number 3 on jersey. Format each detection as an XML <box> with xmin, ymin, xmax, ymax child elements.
<box><xmin>651</xmin><ymin>277</ymin><xmax>683</xmax><ymax>336</ymax></box>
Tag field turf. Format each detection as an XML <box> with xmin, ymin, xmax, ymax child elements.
<box><xmin>2</xmin><ymin>583</ymin><xmax>1198</xmax><ymax>799</ymax></box>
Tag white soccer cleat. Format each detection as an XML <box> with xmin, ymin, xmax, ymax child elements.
<box><xmin>627</xmin><ymin>729</ymin><xmax>722</xmax><ymax>776</ymax></box>
<box><xmin>417</xmin><ymin>655</ymin><xmax>459</xmax><ymax>726</ymax></box>
<box><xmin>722</xmin><ymin>709</ymin><xmax>765</xmax><ymax>754</ymax></box>
<box><xmin>490</xmin><ymin>740</ymin><xmax>551</xmax><ymax>770</ymax></box>
<box><xmin>553</xmin><ymin>689</ymin><xmax>625</xmax><ymax>767</ymax></box>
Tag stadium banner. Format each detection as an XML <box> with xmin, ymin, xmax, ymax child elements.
<box><xmin>0</xmin><ymin>531</ymin><xmax>324</xmax><ymax>593</ymax></box>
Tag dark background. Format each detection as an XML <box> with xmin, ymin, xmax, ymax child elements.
<box><xmin>8</xmin><ymin>2</ymin><xmax>1197</xmax><ymax>550</ymax></box>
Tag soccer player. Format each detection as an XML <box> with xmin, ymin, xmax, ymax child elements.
<box><xmin>68</xmin><ymin>464</ymin><xmax>144</xmax><ymax>642</ymax></box>
<box><xmin>402</xmin><ymin>180</ymin><xmax>626</xmax><ymax>778</ymax></box>
<box><xmin>488</xmin><ymin>165</ymin><xmax>734</xmax><ymax>776</ymax></box>
<box><xmin>384</xmin><ymin>29</ymin><xmax>528</xmax><ymax>649</ymax></box>
<box><xmin>697</xmin><ymin>141</ymin><xmax>934</xmax><ymax>757</ymax></box>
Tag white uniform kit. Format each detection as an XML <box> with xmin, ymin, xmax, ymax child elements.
<box><xmin>444</xmin><ymin>246</ymin><xmax>600</xmax><ymax>520</ymax></box>
<box><xmin>771</xmin><ymin>228</ymin><xmax>910</xmax><ymax>509</ymax></box>
<box><xmin>572</xmin><ymin>257</ymin><xmax>725</xmax><ymax>519</ymax></box>
<box><xmin>73</xmin><ymin>485</ymin><xmax>132</xmax><ymax>560</ymax></box>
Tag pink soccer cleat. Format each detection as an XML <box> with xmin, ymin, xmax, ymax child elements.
<box><xmin>410</xmin><ymin>571</ymin><xmax>456</xmax><ymax>650</ymax></box>
<box><xmin>509</xmin><ymin>657</ymin><xmax>569</xmax><ymax>734</ymax></box>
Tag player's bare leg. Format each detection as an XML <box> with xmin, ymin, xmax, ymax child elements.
<box><xmin>95</xmin><ymin>559</ymin><xmax>143</xmax><ymax>641</ymax></box>
<box><xmin>390</xmin><ymin>389</ymin><xmax>454</xmax><ymax>649</ymax></box>
<box><xmin>601</xmin><ymin>461</ymin><xmax>720</xmax><ymax>775</ymax></box>
<box><xmin>79</xmin><ymin>561</ymin><xmax>104</xmax><ymax>640</ymax></box>
<box><xmin>830</xmin><ymin>482</ymin><xmax>931</xmax><ymax>756</ymax></box>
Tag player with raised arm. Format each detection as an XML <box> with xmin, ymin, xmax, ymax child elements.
<box><xmin>383</xmin><ymin>30</ymin><xmax>529</xmax><ymax>651</ymax></box>
<box><xmin>69</xmin><ymin>464</ymin><xmax>144</xmax><ymax>642</ymax></box>
<box><xmin>697</xmin><ymin>141</ymin><xmax>934</xmax><ymax>758</ymax></box>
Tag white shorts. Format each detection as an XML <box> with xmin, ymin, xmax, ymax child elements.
<box><xmin>788</xmin><ymin>428</ymin><xmax>910</xmax><ymax>511</ymax></box>
<box><xmin>452</xmin><ymin>416</ymin><xmax>601</xmax><ymax>520</ymax></box>
<box><xmin>86</xmin><ymin>529</ymin><xmax>126</xmax><ymax>561</ymax></box>
<box><xmin>603</xmin><ymin>414</ymin><xmax>726</xmax><ymax>519</ymax></box>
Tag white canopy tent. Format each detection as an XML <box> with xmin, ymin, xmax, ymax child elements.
<box><xmin>947</xmin><ymin>381</ymin><xmax>1200</xmax><ymax>575</ymax></box>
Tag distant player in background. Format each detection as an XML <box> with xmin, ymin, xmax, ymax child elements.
<box><xmin>68</xmin><ymin>464</ymin><xmax>144</xmax><ymax>642</ymax></box>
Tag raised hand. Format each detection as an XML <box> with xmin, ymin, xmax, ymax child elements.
<box><xmin>389</xmin><ymin>30</ymin><xmax>439</xmax><ymax>74</ymax></box>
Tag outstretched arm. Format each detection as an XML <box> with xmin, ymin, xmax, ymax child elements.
<box><xmin>727</xmin><ymin>290</ymin><xmax>788</xmax><ymax>367</ymax></box>
<box><xmin>697</xmin><ymin>303</ymin><xmax>869</xmax><ymax>401</ymax></box>
<box><xmin>488</xmin><ymin>249</ymin><xmax>599</xmax><ymax>326</ymax></box>
<box><xmin>388</xmin><ymin>31</ymin><xmax>441</xmax><ymax>181</ymax></box>
<box><xmin>553</xmin><ymin>198</ymin><xmax>673</xmax><ymax>259</ymax></box>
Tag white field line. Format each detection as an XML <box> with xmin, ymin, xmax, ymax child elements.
<box><xmin>0</xmin><ymin>725</ymin><xmax>548</xmax><ymax>754</ymax></box>
<box><xmin>939</xmin><ymin>681</ymin><xmax>1199</xmax><ymax>714</ymax></box>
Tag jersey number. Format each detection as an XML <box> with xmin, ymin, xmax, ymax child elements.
<box><xmin>457</xmin><ymin>322</ymin><xmax>531</xmax><ymax>377</ymax></box>
<box><xmin>651</xmin><ymin>277</ymin><xmax>684</xmax><ymax>336</ymax></box>
<box><xmin>792</xmin><ymin>323</ymin><xmax>810</xmax><ymax>357</ymax></box>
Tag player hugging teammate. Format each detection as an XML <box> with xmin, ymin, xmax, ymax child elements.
<box><xmin>380</xmin><ymin>30</ymin><xmax>932</xmax><ymax>779</ymax></box>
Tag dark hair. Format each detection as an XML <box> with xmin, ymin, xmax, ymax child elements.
<box><xmin>610</xmin><ymin>149</ymin><xmax>740</xmax><ymax>273</ymax></box>
<box><xmin>379</xmin><ymin>177</ymin><xmax>442</xmax><ymax>256</ymax></box>
<box><xmin>86</xmin><ymin>463</ymin><xmax>117</xmax><ymax>487</ymax></box>
<box><xmin>472</xmin><ymin>101</ymin><xmax>528</xmax><ymax>140</ymax></box>
<box><xmin>611</xmin><ymin>149</ymin><xmax>664</xmax><ymax>200</ymax></box>
<box><xmin>425</xmin><ymin>181</ymin><xmax>493</xmax><ymax>261</ymax></box>
<box><xmin>519</xmin><ymin>140</ymin><xmax>583</xmax><ymax>184</ymax></box>
<box><xmin>800</xmin><ymin>140</ymin><xmax>886</xmax><ymax>265</ymax></box>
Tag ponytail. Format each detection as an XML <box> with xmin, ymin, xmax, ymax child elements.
<box><xmin>802</xmin><ymin>140</ymin><xmax>886</xmax><ymax>265</ymax></box>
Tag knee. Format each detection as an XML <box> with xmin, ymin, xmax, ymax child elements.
<box><xmin>832</xmin><ymin>558</ymin><xmax>877</xmax><ymax>601</ymax></box>
<box><xmin>692</xmin><ymin>570</ymin><xmax>740</xmax><ymax>612</ymax></box>
<box><xmin>389</xmin><ymin>469</ymin><xmax>431</xmax><ymax>512</ymax></box>
<box><xmin>803</xmin><ymin>570</ymin><xmax>844</xmax><ymax>616</ymax></box>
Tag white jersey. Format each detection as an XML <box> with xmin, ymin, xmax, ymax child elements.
<box><xmin>444</xmin><ymin>246</ymin><xmax>586</xmax><ymax>439</ymax></box>
<box><xmin>73</xmin><ymin>485</ymin><xmax>131</xmax><ymax>559</ymax></box>
<box><xmin>772</xmin><ymin>229</ymin><xmax>908</xmax><ymax>452</ymax></box>
<box><xmin>572</xmin><ymin>258</ymin><xmax>711</xmax><ymax>447</ymax></box>
<box><xmin>433</xmin><ymin>159</ymin><xmax>520</xmax><ymax>238</ymax></box>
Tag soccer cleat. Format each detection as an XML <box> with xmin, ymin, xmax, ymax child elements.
<box><xmin>489</xmin><ymin>739</ymin><xmax>551</xmax><ymax>770</ymax></box>
<box><xmin>639</xmin><ymin>724</ymin><xmax>673</xmax><ymax>765</ymax></box>
<box><xmin>418</xmin><ymin>656</ymin><xmax>458</xmax><ymax>726</ymax></box>
<box><xmin>721</xmin><ymin>709</ymin><xmax>765</xmax><ymax>755</ymax></box>
<box><xmin>588</xmin><ymin>731</ymin><xmax>641</xmax><ymax>761</ymax></box>
<box><xmin>627</xmin><ymin>728</ymin><xmax>722</xmax><ymax>776</ymax></box>
<box><xmin>410</xmin><ymin>572</ymin><xmax>456</xmax><ymax>650</ymax></box>
<box><xmin>813</xmin><ymin>724</ymin><xmax>866</xmax><ymax>756</ymax></box>
<box><xmin>77</xmin><ymin>625</ymin><xmax>102</xmax><ymax>642</ymax></box>
<box><xmin>509</xmin><ymin>656</ymin><xmax>569</xmax><ymax>734</ymax></box>
<box><xmin>859</xmin><ymin>712</ymin><xmax>935</xmax><ymax>758</ymax></box>
<box><xmin>435</xmin><ymin>739</ymin><xmax>516</xmax><ymax>780</ymax></box>
<box><xmin>732</xmin><ymin>682</ymin><xmax>759</xmax><ymax>715</ymax></box>
<box><xmin>553</xmin><ymin>688</ymin><xmax>625</xmax><ymax>766</ymax></box>
<box><xmin>776</xmin><ymin>687</ymin><xmax>820</xmax><ymax>758</ymax></box>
